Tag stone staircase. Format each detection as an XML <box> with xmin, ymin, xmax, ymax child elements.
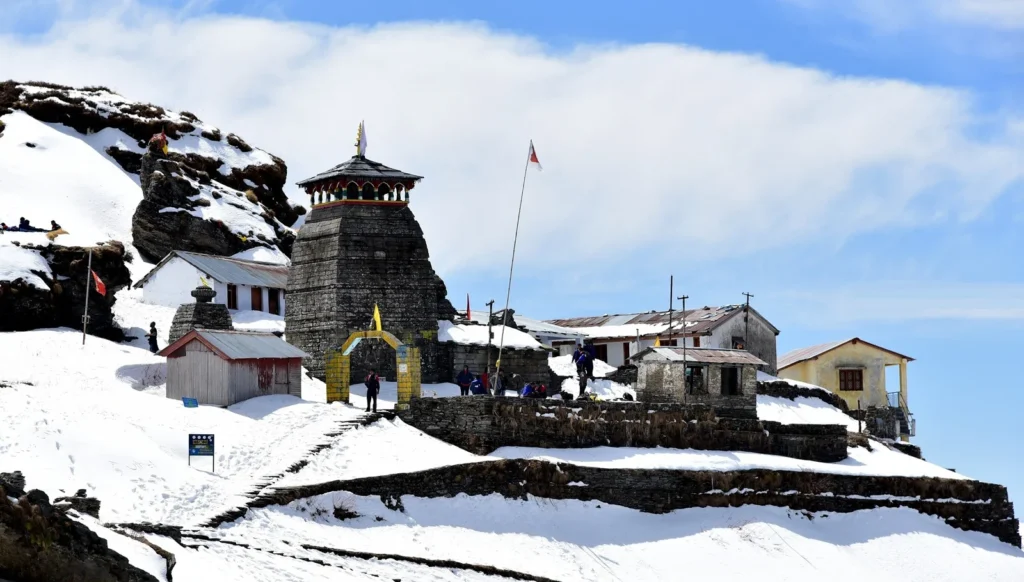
<box><xmin>202</xmin><ymin>410</ymin><xmax>395</xmax><ymax>528</ymax></box>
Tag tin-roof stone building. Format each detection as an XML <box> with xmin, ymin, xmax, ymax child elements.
<box><xmin>287</xmin><ymin>140</ymin><xmax>456</xmax><ymax>384</ymax></box>
<box><xmin>548</xmin><ymin>304</ymin><xmax>780</xmax><ymax>373</ymax></box>
<box><xmin>158</xmin><ymin>329</ymin><xmax>308</xmax><ymax>406</ymax></box>
<box><xmin>631</xmin><ymin>346</ymin><xmax>766</xmax><ymax>418</ymax></box>
<box><xmin>134</xmin><ymin>250</ymin><xmax>288</xmax><ymax>315</ymax></box>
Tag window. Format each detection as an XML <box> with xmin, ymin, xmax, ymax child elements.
<box><xmin>685</xmin><ymin>365</ymin><xmax>705</xmax><ymax>394</ymax></box>
<box><xmin>731</xmin><ymin>336</ymin><xmax>745</xmax><ymax>350</ymax></box>
<box><xmin>693</xmin><ymin>336</ymin><xmax>700</xmax><ymax>347</ymax></box>
<box><xmin>226</xmin><ymin>284</ymin><xmax>238</xmax><ymax>310</ymax></box>
<box><xmin>721</xmin><ymin>367</ymin><xmax>741</xmax><ymax>396</ymax></box>
<box><xmin>660</xmin><ymin>339</ymin><xmax>678</xmax><ymax>347</ymax></box>
<box><xmin>251</xmin><ymin>286</ymin><xmax>263</xmax><ymax>311</ymax></box>
<box><xmin>839</xmin><ymin>369</ymin><xmax>864</xmax><ymax>391</ymax></box>
<box><xmin>622</xmin><ymin>342</ymin><xmax>630</xmax><ymax>362</ymax></box>
<box><xmin>594</xmin><ymin>343</ymin><xmax>608</xmax><ymax>362</ymax></box>
<box><xmin>268</xmin><ymin>289</ymin><xmax>281</xmax><ymax>315</ymax></box>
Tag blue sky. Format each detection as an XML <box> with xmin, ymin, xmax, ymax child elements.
<box><xmin>3</xmin><ymin>0</ymin><xmax>1024</xmax><ymax>503</ymax></box>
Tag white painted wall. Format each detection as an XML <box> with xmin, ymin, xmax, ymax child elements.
<box><xmin>140</xmin><ymin>257</ymin><xmax>287</xmax><ymax>314</ymax></box>
<box><xmin>141</xmin><ymin>257</ymin><xmax>207</xmax><ymax>307</ymax></box>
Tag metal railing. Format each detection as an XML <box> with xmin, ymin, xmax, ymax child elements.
<box><xmin>886</xmin><ymin>391</ymin><xmax>916</xmax><ymax>437</ymax></box>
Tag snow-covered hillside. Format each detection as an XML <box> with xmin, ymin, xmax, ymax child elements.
<box><xmin>0</xmin><ymin>81</ymin><xmax>299</xmax><ymax>285</ymax></box>
<box><xmin>0</xmin><ymin>320</ymin><xmax>1021</xmax><ymax>580</ymax></box>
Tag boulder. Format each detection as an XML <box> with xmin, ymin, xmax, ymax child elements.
<box><xmin>132</xmin><ymin>136</ymin><xmax>295</xmax><ymax>263</ymax></box>
<box><xmin>0</xmin><ymin>241</ymin><xmax>131</xmax><ymax>340</ymax></box>
<box><xmin>0</xmin><ymin>80</ymin><xmax>299</xmax><ymax>227</ymax></box>
<box><xmin>0</xmin><ymin>476</ymin><xmax>159</xmax><ymax>582</ymax></box>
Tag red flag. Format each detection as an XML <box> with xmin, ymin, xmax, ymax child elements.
<box><xmin>528</xmin><ymin>140</ymin><xmax>542</xmax><ymax>171</ymax></box>
<box><xmin>91</xmin><ymin>270</ymin><xmax>106</xmax><ymax>296</ymax></box>
<box><xmin>466</xmin><ymin>293</ymin><xmax>471</xmax><ymax>320</ymax></box>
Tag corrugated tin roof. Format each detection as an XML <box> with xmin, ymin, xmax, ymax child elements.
<box><xmin>547</xmin><ymin>304</ymin><xmax>778</xmax><ymax>336</ymax></box>
<box><xmin>636</xmin><ymin>347</ymin><xmax>767</xmax><ymax>366</ymax></box>
<box><xmin>135</xmin><ymin>251</ymin><xmax>289</xmax><ymax>289</ymax></box>
<box><xmin>778</xmin><ymin>338</ymin><xmax>914</xmax><ymax>370</ymax></box>
<box><xmin>196</xmin><ymin>329</ymin><xmax>308</xmax><ymax>360</ymax></box>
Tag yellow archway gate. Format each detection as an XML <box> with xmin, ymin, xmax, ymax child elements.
<box><xmin>324</xmin><ymin>330</ymin><xmax>421</xmax><ymax>409</ymax></box>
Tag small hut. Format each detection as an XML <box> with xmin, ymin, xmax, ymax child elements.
<box><xmin>631</xmin><ymin>346</ymin><xmax>766</xmax><ymax>418</ymax></box>
<box><xmin>159</xmin><ymin>329</ymin><xmax>308</xmax><ymax>406</ymax></box>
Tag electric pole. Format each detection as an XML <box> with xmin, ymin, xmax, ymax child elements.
<box><xmin>486</xmin><ymin>299</ymin><xmax>495</xmax><ymax>386</ymax></box>
<box><xmin>742</xmin><ymin>292</ymin><xmax>754</xmax><ymax>350</ymax></box>
<box><xmin>678</xmin><ymin>294</ymin><xmax>688</xmax><ymax>391</ymax></box>
<box><xmin>666</xmin><ymin>275</ymin><xmax>674</xmax><ymax>347</ymax></box>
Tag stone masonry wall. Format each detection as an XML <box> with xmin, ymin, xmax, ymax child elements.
<box><xmin>637</xmin><ymin>362</ymin><xmax>758</xmax><ymax>419</ymax></box>
<box><xmin>261</xmin><ymin>459</ymin><xmax>1020</xmax><ymax>548</ymax></box>
<box><xmin>398</xmin><ymin>397</ymin><xmax>846</xmax><ymax>461</ymax></box>
<box><xmin>286</xmin><ymin>203</ymin><xmax>456</xmax><ymax>383</ymax></box>
<box><xmin>449</xmin><ymin>344</ymin><xmax>552</xmax><ymax>385</ymax></box>
<box><xmin>168</xmin><ymin>302</ymin><xmax>233</xmax><ymax>344</ymax></box>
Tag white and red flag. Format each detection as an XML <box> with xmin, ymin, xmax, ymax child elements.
<box><xmin>528</xmin><ymin>140</ymin><xmax>542</xmax><ymax>171</ymax></box>
<box><xmin>91</xmin><ymin>270</ymin><xmax>106</xmax><ymax>296</ymax></box>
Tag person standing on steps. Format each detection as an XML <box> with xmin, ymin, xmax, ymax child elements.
<box><xmin>364</xmin><ymin>368</ymin><xmax>380</xmax><ymax>413</ymax></box>
<box><xmin>145</xmin><ymin>322</ymin><xmax>159</xmax><ymax>353</ymax></box>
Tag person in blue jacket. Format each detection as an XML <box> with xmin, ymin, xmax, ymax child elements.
<box><xmin>469</xmin><ymin>375</ymin><xmax>487</xmax><ymax>395</ymax></box>
<box><xmin>456</xmin><ymin>366</ymin><xmax>473</xmax><ymax>396</ymax></box>
<box><xmin>520</xmin><ymin>383</ymin><xmax>534</xmax><ymax>398</ymax></box>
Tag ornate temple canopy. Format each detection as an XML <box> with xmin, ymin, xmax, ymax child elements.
<box><xmin>297</xmin><ymin>124</ymin><xmax>423</xmax><ymax>206</ymax></box>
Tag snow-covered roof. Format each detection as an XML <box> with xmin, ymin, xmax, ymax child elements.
<box><xmin>548</xmin><ymin>304</ymin><xmax>780</xmax><ymax>337</ymax></box>
<box><xmin>160</xmin><ymin>329</ymin><xmax>307</xmax><ymax>360</ymax></box>
<box><xmin>134</xmin><ymin>250</ymin><xmax>289</xmax><ymax>290</ymax></box>
<box><xmin>632</xmin><ymin>347</ymin><xmax>767</xmax><ymax>366</ymax></box>
<box><xmin>778</xmin><ymin>338</ymin><xmax>914</xmax><ymax>370</ymax></box>
<box><xmin>437</xmin><ymin>320</ymin><xmax>547</xmax><ymax>351</ymax></box>
<box><xmin>513</xmin><ymin>315</ymin><xmax>584</xmax><ymax>340</ymax></box>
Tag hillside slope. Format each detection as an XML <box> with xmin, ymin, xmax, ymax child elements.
<box><xmin>0</xmin><ymin>326</ymin><xmax>1021</xmax><ymax>581</ymax></box>
<box><xmin>0</xmin><ymin>81</ymin><xmax>299</xmax><ymax>263</ymax></box>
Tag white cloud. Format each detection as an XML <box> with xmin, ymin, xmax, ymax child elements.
<box><xmin>778</xmin><ymin>282</ymin><xmax>1024</xmax><ymax>327</ymax></box>
<box><xmin>0</xmin><ymin>4</ymin><xmax>1021</xmax><ymax>278</ymax></box>
<box><xmin>786</xmin><ymin>0</ymin><xmax>1024</xmax><ymax>31</ymax></box>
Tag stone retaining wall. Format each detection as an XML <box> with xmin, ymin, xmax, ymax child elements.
<box><xmin>757</xmin><ymin>380</ymin><xmax>849</xmax><ymax>411</ymax></box>
<box><xmin>398</xmin><ymin>396</ymin><xmax>847</xmax><ymax>462</ymax></box>
<box><xmin>259</xmin><ymin>459</ymin><xmax>1020</xmax><ymax>548</ymax></box>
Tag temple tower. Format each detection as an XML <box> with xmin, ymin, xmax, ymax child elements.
<box><xmin>285</xmin><ymin>128</ymin><xmax>455</xmax><ymax>383</ymax></box>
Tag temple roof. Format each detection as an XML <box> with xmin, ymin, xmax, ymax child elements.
<box><xmin>296</xmin><ymin>155</ymin><xmax>423</xmax><ymax>189</ymax></box>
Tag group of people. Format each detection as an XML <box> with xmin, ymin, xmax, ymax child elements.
<box><xmin>1</xmin><ymin>218</ymin><xmax>66</xmax><ymax>241</ymax></box>
<box><xmin>0</xmin><ymin>218</ymin><xmax>61</xmax><ymax>233</ymax></box>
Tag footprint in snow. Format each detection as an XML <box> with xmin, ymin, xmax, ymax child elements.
<box><xmin>55</xmin><ymin>441</ymin><xmax>61</xmax><ymax>450</ymax></box>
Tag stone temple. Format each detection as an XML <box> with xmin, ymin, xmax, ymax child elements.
<box><xmin>286</xmin><ymin>143</ymin><xmax>456</xmax><ymax>384</ymax></box>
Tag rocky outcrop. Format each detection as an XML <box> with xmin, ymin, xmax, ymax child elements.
<box><xmin>0</xmin><ymin>80</ymin><xmax>299</xmax><ymax>227</ymax></box>
<box><xmin>0</xmin><ymin>474</ymin><xmax>160</xmax><ymax>582</ymax></box>
<box><xmin>132</xmin><ymin>135</ymin><xmax>295</xmax><ymax>263</ymax></box>
<box><xmin>0</xmin><ymin>241</ymin><xmax>131</xmax><ymax>340</ymax></box>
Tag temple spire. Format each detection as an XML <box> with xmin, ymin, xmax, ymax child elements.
<box><xmin>355</xmin><ymin>120</ymin><xmax>367</xmax><ymax>157</ymax></box>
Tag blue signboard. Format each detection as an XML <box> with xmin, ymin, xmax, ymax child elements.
<box><xmin>396</xmin><ymin>345</ymin><xmax>408</xmax><ymax>358</ymax></box>
<box><xmin>189</xmin><ymin>434</ymin><xmax>215</xmax><ymax>457</ymax></box>
<box><xmin>182</xmin><ymin>397</ymin><xmax>199</xmax><ymax>408</ymax></box>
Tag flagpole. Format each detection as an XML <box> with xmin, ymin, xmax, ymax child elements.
<box><xmin>495</xmin><ymin>143</ymin><xmax>533</xmax><ymax>380</ymax></box>
<box><xmin>82</xmin><ymin>249</ymin><xmax>92</xmax><ymax>345</ymax></box>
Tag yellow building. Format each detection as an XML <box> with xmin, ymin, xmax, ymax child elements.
<box><xmin>777</xmin><ymin>338</ymin><xmax>914</xmax><ymax>439</ymax></box>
